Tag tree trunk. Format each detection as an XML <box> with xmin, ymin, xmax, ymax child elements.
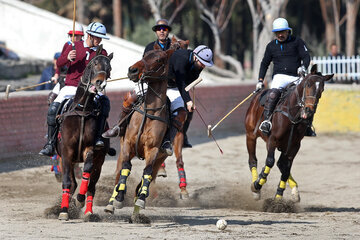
<box><xmin>113</xmin><ymin>0</ymin><xmax>123</xmax><ymax>37</ymax></box>
<box><xmin>345</xmin><ymin>0</ymin><xmax>360</xmax><ymax>56</ymax></box>
<box><xmin>77</xmin><ymin>0</ymin><xmax>85</xmax><ymax>24</ymax></box>
<box><xmin>320</xmin><ymin>0</ymin><xmax>337</xmax><ymax>51</ymax></box>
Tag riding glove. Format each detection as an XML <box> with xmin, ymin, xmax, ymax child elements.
<box><xmin>256</xmin><ymin>81</ymin><xmax>264</xmax><ymax>91</ymax></box>
<box><xmin>297</xmin><ymin>65</ymin><xmax>306</xmax><ymax>76</ymax></box>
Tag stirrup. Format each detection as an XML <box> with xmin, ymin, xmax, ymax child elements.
<box><xmin>259</xmin><ymin>120</ymin><xmax>272</xmax><ymax>134</ymax></box>
<box><xmin>161</xmin><ymin>141</ymin><xmax>173</xmax><ymax>156</ymax></box>
<box><xmin>39</xmin><ymin>143</ymin><xmax>54</xmax><ymax>156</ymax></box>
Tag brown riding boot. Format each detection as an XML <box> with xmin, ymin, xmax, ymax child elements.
<box><xmin>102</xmin><ymin>91</ymin><xmax>137</xmax><ymax>138</ymax></box>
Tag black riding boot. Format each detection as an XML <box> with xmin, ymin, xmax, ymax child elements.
<box><xmin>161</xmin><ymin>124</ymin><xmax>178</xmax><ymax>156</ymax></box>
<box><xmin>183</xmin><ymin>111</ymin><xmax>193</xmax><ymax>148</ymax></box>
<box><xmin>259</xmin><ymin>89</ymin><xmax>281</xmax><ymax>134</ymax></box>
<box><xmin>95</xmin><ymin>115</ymin><xmax>107</xmax><ymax>148</ymax></box>
<box><xmin>39</xmin><ymin>102</ymin><xmax>60</xmax><ymax>156</ymax></box>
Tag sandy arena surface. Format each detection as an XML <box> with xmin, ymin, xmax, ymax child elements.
<box><xmin>0</xmin><ymin>132</ymin><xmax>359</xmax><ymax>239</ymax></box>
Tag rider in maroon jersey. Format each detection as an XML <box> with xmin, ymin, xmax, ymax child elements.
<box><xmin>39</xmin><ymin>22</ymin><xmax>110</xmax><ymax>156</ymax></box>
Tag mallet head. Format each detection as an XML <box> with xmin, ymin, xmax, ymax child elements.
<box><xmin>5</xmin><ymin>84</ymin><xmax>11</xmax><ymax>100</ymax></box>
<box><xmin>207</xmin><ymin>124</ymin><xmax>212</xmax><ymax>138</ymax></box>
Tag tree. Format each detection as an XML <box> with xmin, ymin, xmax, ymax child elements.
<box><xmin>195</xmin><ymin>0</ymin><xmax>244</xmax><ymax>79</ymax></box>
<box><xmin>246</xmin><ymin>0</ymin><xmax>288</xmax><ymax>80</ymax></box>
<box><xmin>146</xmin><ymin>0</ymin><xmax>188</xmax><ymax>24</ymax></box>
<box><xmin>113</xmin><ymin>0</ymin><xmax>123</xmax><ymax>37</ymax></box>
<box><xmin>345</xmin><ymin>0</ymin><xmax>360</xmax><ymax>56</ymax></box>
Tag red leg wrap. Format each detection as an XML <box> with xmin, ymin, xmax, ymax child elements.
<box><xmin>61</xmin><ymin>189</ymin><xmax>70</xmax><ymax>209</ymax></box>
<box><xmin>79</xmin><ymin>172</ymin><xmax>91</xmax><ymax>195</ymax></box>
<box><xmin>178</xmin><ymin>168</ymin><xmax>187</xmax><ymax>188</ymax></box>
<box><xmin>84</xmin><ymin>196</ymin><xmax>93</xmax><ymax>214</ymax></box>
<box><xmin>161</xmin><ymin>162</ymin><xmax>166</xmax><ymax>168</ymax></box>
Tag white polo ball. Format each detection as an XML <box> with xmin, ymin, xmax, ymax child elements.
<box><xmin>216</xmin><ymin>219</ymin><xmax>227</xmax><ymax>230</ymax></box>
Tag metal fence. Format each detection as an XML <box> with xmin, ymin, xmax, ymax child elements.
<box><xmin>312</xmin><ymin>55</ymin><xmax>360</xmax><ymax>83</ymax></box>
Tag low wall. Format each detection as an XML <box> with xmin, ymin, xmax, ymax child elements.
<box><xmin>0</xmin><ymin>85</ymin><xmax>254</xmax><ymax>159</ymax></box>
<box><xmin>314</xmin><ymin>85</ymin><xmax>360</xmax><ymax>133</ymax></box>
<box><xmin>1</xmin><ymin>84</ymin><xmax>358</xmax><ymax>160</ymax></box>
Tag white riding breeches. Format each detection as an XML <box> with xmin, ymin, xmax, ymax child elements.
<box><xmin>54</xmin><ymin>86</ymin><xmax>77</xmax><ymax>103</ymax></box>
<box><xmin>271</xmin><ymin>74</ymin><xmax>300</xmax><ymax>89</ymax></box>
<box><xmin>166</xmin><ymin>88</ymin><xmax>185</xmax><ymax>113</ymax></box>
<box><xmin>52</xmin><ymin>83</ymin><xmax>61</xmax><ymax>95</ymax></box>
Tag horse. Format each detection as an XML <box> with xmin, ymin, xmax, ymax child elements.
<box><xmin>245</xmin><ymin>65</ymin><xmax>333</xmax><ymax>201</ymax></box>
<box><xmin>56</xmin><ymin>46</ymin><xmax>113</xmax><ymax>221</ymax></box>
<box><xmin>104</xmin><ymin>47</ymin><xmax>183</xmax><ymax>222</ymax></box>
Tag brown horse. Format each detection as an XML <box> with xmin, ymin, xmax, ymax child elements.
<box><xmin>104</xmin><ymin>47</ymin><xmax>184</xmax><ymax>222</ymax></box>
<box><xmin>56</xmin><ymin>47</ymin><xmax>113</xmax><ymax>221</ymax></box>
<box><xmin>245</xmin><ymin>65</ymin><xmax>333</xmax><ymax>201</ymax></box>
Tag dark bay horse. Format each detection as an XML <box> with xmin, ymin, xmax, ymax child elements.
<box><xmin>57</xmin><ymin>47</ymin><xmax>113</xmax><ymax>221</ymax></box>
<box><xmin>245</xmin><ymin>65</ymin><xmax>333</xmax><ymax>201</ymax></box>
<box><xmin>104</xmin><ymin>48</ymin><xmax>179</xmax><ymax>222</ymax></box>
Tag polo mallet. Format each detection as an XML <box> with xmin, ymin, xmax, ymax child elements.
<box><xmin>5</xmin><ymin>81</ymin><xmax>52</xmax><ymax>100</ymax></box>
<box><xmin>207</xmin><ymin>91</ymin><xmax>256</xmax><ymax>137</ymax></box>
<box><xmin>72</xmin><ymin>0</ymin><xmax>76</xmax><ymax>44</ymax></box>
<box><xmin>185</xmin><ymin>78</ymin><xmax>223</xmax><ymax>154</ymax></box>
<box><xmin>107</xmin><ymin>76</ymin><xmax>129</xmax><ymax>82</ymax></box>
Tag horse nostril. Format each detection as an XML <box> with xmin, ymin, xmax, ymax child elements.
<box><xmin>96</xmin><ymin>80</ymin><xmax>102</xmax><ymax>86</ymax></box>
<box><xmin>128</xmin><ymin>67</ymin><xmax>139</xmax><ymax>75</ymax></box>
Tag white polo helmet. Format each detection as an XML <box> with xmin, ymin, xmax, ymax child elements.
<box><xmin>68</xmin><ymin>23</ymin><xmax>84</xmax><ymax>36</ymax></box>
<box><xmin>86</xmin><ymin>22</ymin><xmax>110</xmax><ymax>40</ymax></box>
<box><xmin>193</xmin><ymin>45</ymin><xmax>214</xmax><ymax>67</ymax></box>
<box><xmin>272</xmin><ymin>18</ymin><xmax>292</xmax><ymax>32</ymax></box>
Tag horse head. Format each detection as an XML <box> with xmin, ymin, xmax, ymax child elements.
<box><xmin>300</xmin><ymin>64</ymin><xmax>333</xmax><ymax>119</ymax></box>
<box><xmin>169</xmin><ymin>36</ymin><xmax>189</xmax><ymax>50</ymax></box>
<box><xmin>82</xmin><ymin>45</ymin><xmax>113</xmax><ymax>93</ymax></box>
<box><xmin>128</xmin><ymin>48</ymin><xmax>174</xmax><ymax>83</ymax></box>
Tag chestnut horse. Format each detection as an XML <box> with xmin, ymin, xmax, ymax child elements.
<box><xmin>104</xmin><ymin>48</ymin><xmax>182</xmax><ymax>222</ymax></box>
<box><xmin>245</xmin><ymin>65</ymin><xmax>333</xmax><ymax>201</ymax></box>
<box><xmin>57</xmin><ymin>47</ymin><xmax>113</xmax><ymax>221</ymax></box>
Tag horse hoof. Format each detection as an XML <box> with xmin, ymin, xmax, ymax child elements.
<box><xmin>157</xmin><ymin>168</ymin><xmax>167</xmax><ymax>178</ymax></box>
<box><xmin>58</xmin><ymin>212</ymin><xmax>69</xmax><ymax>221</ymax></box>
<box><xmin>251</xmin><ymin>182</ymin><xmax>260</xmax><ymax>193</ymax></box>
<box><xmin>252</xmin><ymin>191</ymin><xmax>261</xmax><ymax>200</ymax></box>
<box><xmin>113</xmin><ymin>199</ymin><xmax>124</xmax><ymax>209</ymax></box>
<box><xmin>84</xmin><ymin>212</ymin><xmax>92</xmax><ymax>222</ymax></box>
<box><xmin>291</xmin><ymin>186</ymin><xmax>301</xmax><ymax>202</ymax></box>
<box><xmin>180</xmin><ymin>189</ymin><xmax>189</xmax><ymax>199</ymax></box>
<box><xmin>104</xmin><ymin>204</ymin><xmax>114</xmax><ymax>214</ymax></box>
<box><xmin>75</xmin><ymin>198</ymin><xmax>85</xmax><ymax>208</ymax></box>
<box><xmin>135</xmin><ymin>199</ymin><xmax>146</xmax><ymax>209</ymax></box>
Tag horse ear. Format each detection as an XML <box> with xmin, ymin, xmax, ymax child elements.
<box><xmin>154</xmin><ymin>42</ymin><xmax>161</xmax><ymax>50</ymax></box>
<box><xmin>108</xmin><ymin>53</ymin><xmax>114</xmax><ymax>61</ymax></box>
<box><xmin>96</xmin><ymin>44</ymin><xmax>103</xmax><ymax>56</ymax></box>
<box><xmin>324</xmin><ymin>74</ymin><xmax>334</xmax><ymax>81</ymax></box>
<box><xmin>184</xmin><ymin>40</ymin><xmax>190</xmax><ymax>48</ymax></box>
<box><xmin>310</xmin><ymin>64</ymin><xmax>317</xmax><ymax>74</ymax></box>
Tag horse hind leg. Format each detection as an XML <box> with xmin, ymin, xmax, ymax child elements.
<box><xmin>105</xmin><ymin>161</ymin><xmax>132</xmax><ymax>214</ymax></box>
<box><xmin>58</xmin><ymin>152</ymin><xmax>75</xmax><ymax>221</ymax></box>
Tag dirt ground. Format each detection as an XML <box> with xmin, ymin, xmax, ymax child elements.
<box><xmin>0</xmin><ymin>132</ymin><xmax>359</xmax><ymax>239</ymax></box>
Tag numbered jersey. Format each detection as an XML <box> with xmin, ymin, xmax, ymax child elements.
<box><xmin>56</xmin><ymin>41</ymin><xmax>107</xmax><ymax>87</ymax></box>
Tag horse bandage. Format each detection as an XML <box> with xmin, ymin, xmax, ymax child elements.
<box><xmin>138</xmin><ymin>175</ymin><xmax>152</xmax><ymax>197</ymax></box>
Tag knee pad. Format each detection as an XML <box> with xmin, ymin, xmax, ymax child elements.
<box><xmin>172</xmin><ymin>108</ymin><xmax>187</xmax><ymax>131</ymax></box>
<box><xmin>123</xmin><ymin>90</ymin><xmax>137</xmax><ymax>109</ymax></box>
<box><xmin>268</xmin><ymin>89</ymin><xmax>281</xmax><ymax>100</ymax></box>
<box><xmin>47</xmin><ymin>102</ymin><xmax>60</xmax><ymax>126</ymax></box>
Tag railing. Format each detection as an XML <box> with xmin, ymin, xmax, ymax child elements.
<box><xmin>311</xmin><ymin>55</ymin><xmax>360</xmax><ymax>83</ymax></box>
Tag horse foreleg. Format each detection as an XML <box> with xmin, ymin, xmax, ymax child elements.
<box><xmin>83</xmin><ymin>155</ymin><xmax>104</xmax><ymax>220</ymax></box>
<box><xmin>275</xmin><ymin>153</ymin><xmax>294</xmax><ymax>200</ymax></box>
<box><xmin>135</xmin><ymin>164</ymin><xmax>153</xmax><ymax>209</ymax></box>
<box><xmin>252</xmin><ymin>145</ymin><xmax>276</xmax><ymax>195</ymax></box>
<box><xmin>59</xmin><ymin>151</ymin><xmax>74</xmax><ymax>221</ymax></box>
<box><xmin>76</xmin><ymin>149</ymin><xmax>94</xmax><ymax>208</ymax></box>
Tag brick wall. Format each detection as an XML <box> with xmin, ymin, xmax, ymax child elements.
<box><xmin>0</xmin><ymin>84</ymin><xmax>254</xmax><ymax>159</ymax></box>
